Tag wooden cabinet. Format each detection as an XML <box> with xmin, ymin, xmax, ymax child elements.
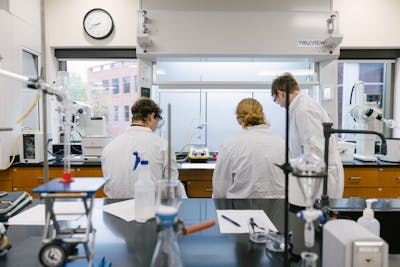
<box><xmin>179</xmin><ymin>169</ymin><xmax>213</xmax><ymax>198</ymax></box>
<box><xmin>11</xmin><ymin>166</ymin><xmax>106</xmax><ymax>198</ymax></box>
<box><xmin>0</xmin><ymin>169</ymin><xmax>12</xmax><ymax>192</ymax></box>
<box><xmin>343</xmin><ymin>167</ymin><xmax>400</xmax><ymax>198</ymax></box>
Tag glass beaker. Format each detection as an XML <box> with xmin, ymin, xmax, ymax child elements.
<box><xmin>301</xmin><ymin>251</ymin><xmax>318</xmax><ymax>267</ymax></box>
<box><xmin>155</xmin><ymin>179</ymin><xmax>183</xmax><ymax>210</ymax></box>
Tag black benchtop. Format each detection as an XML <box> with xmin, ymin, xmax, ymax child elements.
<box><xmin>342</xmin><ymin>159</ymin><xmax>400</xmax><ymax>167</ymax></box>
<box><xmin>12</xmin><ymin>160</ymin><xmax>102</xmax><ymax>168</ymax></box>
<box><xmin>12</xmin><ymin>159</ymin><xmax>400</xmax><ymax>168</ymax></box>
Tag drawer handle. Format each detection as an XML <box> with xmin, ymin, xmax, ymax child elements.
<box><xmin>349</xmin><ymin>176</ymin><xmax>362</xmax><ymax>181</ymax></box>
<box><xmin>204</xmin><ymin>189</ymin><xmax>213</xmax><ymax>192</ymax></box>
<box><xmin>37</xmin><ymin>177</ymin><xmax>44</xmax><ymax>180</ymax></box>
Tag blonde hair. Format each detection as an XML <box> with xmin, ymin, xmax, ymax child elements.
<box><xmin>236</xmin><ymin>98</ymin><xmax>269</xmax><ymax>127</ymax></box>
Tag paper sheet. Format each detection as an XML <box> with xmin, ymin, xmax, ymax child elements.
<box><xmin>7</xmin><ymin>202</ymin><xmax>86</xmax><ymax>225</ymax></box>
<box><xmin>216</xmin><ymin>209</ymin><xmax>277</xmax><ymax>234</ymax></box>
<box><xmin>102</xmin><ymin>199</ymin><xmax>136</xmax><ymax>222</ymax></box>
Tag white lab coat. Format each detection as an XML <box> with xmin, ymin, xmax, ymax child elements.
<box><xmin>212</xmin><ymin>125</ymin><xmax>286</xmax><ymax>198</ymax></box>
<box><xmin>101</xmin><ymin>126</ymin><xmax>186</xmax><ymax>198</ymax></box>
<box><xmin>288</xmin><ymin>92</ymin><xmax>344</xmax><ymax>206</ymax></box>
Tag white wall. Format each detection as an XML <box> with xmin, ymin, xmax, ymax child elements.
<box><xmin>333</xmin><ymin>0</ymin><xmax>400</xmax><ymax>48</ymax></box>
<box><xmin>0</xmin><ymin>0</ymin><xmax>41</xmax><ymax>169</ymax></box>
<box><xmin>45</xmin><ymin>0</ymin><xmax>139</xmax><ymax>81</ymax></box>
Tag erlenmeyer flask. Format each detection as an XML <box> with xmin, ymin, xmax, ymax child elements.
<box><xmin>292</xmin><ymin>144</ymin><xmax>324</xmax><ymax>208</ymax></box>
<box><xmin>150</xmin><ymin>206</ymin><xmax>183</xmax><ymax>267</ymax></box>
<box><xmin>150</xmin><ymin>179</ymin><xmax>184</xmax><ymax>267</ymax></box>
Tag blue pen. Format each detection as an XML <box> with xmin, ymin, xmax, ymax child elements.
<box><xmin>221</xmin><ymin>214</ymin><xmax>241</xmax><ymax>227</ymax></box>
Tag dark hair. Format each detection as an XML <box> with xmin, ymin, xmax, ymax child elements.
<box><xmin>131</xmin><ymin>97</ymin><xmax>162</xmax><ymax>122</ymax></box>
<box><xmin>271</xmin><ymin>72</ymin><xmax>300</xmax><ymax>97</ymax></box>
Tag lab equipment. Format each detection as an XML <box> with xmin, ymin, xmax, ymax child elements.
<box><xmin>151</xmin><ymin>179</ymin><xmax>183</xmax><ymax>267</ymax></box>
<box><xmin>348</xmin><ymin>81</ymin><xmax>395</xmax><ymax>162</ymax></box>
<box><xmin>81</xmin><ymin>136</ymin><xmax>112</xmax><ymax>162</ymax></box>
<box><xmin>323</xmin><ymin>219</ymin><xmax>388</xmax><ymax>267</ymax></box>
<box><xmin>291</xmin><ymin>145</ymin><xmax>325</xmax><ymax>248</ymax></box>
<box><xmin>301</xmin><ymin>252</ymin><xmax>318</xmax><ymax>267</ymax></box>
<box><xmin>378</xmin><ymin>138</ymin><xmax>400</xmax><ymax>162</ymax></box>
<box><xmin>357</xmin><ymin>198</ymin><xmax>380</xmax><ymax>236</ymax></box>
<box><xmin>151</xmin><ymin>179</ymin><xmax>215</xmax><ymax>267</ymax></box>
<box><xmin>187</xmin><ymin>121</ymin><xmax>209</xmax><ymax>163</ymax></box>
<box><xmin>320</xmin><ymin>123</ymin><xmax>387</xmax><ymax>213</ymax></box>
<box><xmin>21</xmin><ymin>132</ymin><xmax>44</xmax><ymax>163</ymax></box>
<box><xmin>32</xmin><ymin>178</ymin><xmax>111</xmax><ymax>267</ymax></box>
<box><xmin>58</xmin><ymin>70</ymin><xmax>73</xmax><ymax>183</ymax></box>
<box><xmin>188</xmin><ymin>147</ymin><xmax>210</xmax><ymax>163</ymax></box>
<box><xmin>134</xmin><ymin>158</ymin><xmax>156</xmax><ymax>223</ymax></box>
<box><xmin>247</xmin><ymin>217</ymin><xmax>293</xmax><ymax>254</ymax></box>
<box><xmin>150</xmin><ymin>204</ymin><xmax>183</xmax><ymax>267</ymax></box>
<box><xmin>337</xmin><ymin>141</ymin><xmax>356</xmax><ymax>162</ymax></box>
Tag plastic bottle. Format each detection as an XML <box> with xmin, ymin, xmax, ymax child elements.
<box><xmin>134</xmin><ymin>160</ymin><xmax>156</xmax><ymax>223</ymax></box>
<box><xmin>357</xmin><ymin>198</ymin><xmax>380</xmax><ymax>236</ymax></box>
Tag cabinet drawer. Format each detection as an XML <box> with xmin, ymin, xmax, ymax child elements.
<box><xmin>186</xmin><ymin>181</ymin><xmax>212</xmax><ymax>198</ymax></box>
<box><xmin>344</xmin><ymin>168</ymin><xmax>379</xmax><ymax>187</ymax></box>
<box><xmin>378</xmin><ymin>187</ymin><xmax>400</xmax><ymax>198</ymax></box>
<box><xmin>343</xmin><ymin>187</ymin><xmax>383</xmax><ymax>198</ymax></box>
<box><xmin>378</xmin><ymin>168</ymin><xmax>400</xmax><ymax>187</ymax></box>
<box><xmin>12</xmin><ymin>168</ymin><xmax>46</xmax><ymax>187</ymax></box>
<box><xmin>74</xmin><ymin>167</ymin><xmax>103</xmax><ymax>177</ymax></box>
<box><xmin>179</xmin><ymin>169</ymin><xmax>213</xmax><ymax>181</ymax></box>
<box><xmin>0</xmin><ymin>170</ymin><xmax>12</xmax><ymax>191</ymax></box>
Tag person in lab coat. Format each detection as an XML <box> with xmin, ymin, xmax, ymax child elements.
<box><xmin>271</xmin><ymin>73</ymin><xmax>344</xmax><ymax>206</ymax></box>
<box><xmin>101</xmin><ymin>97</ymin><xmax>186</xmax><ymax>198</ymax></box>
<box><xmin>212</xmin><ymin>98</ymin><xmax>285</xmax><ymax>198</ymax></box>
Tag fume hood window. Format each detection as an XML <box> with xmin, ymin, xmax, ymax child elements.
<box><xmin>337</xmin><ymin>61</ymin><xmax>391</xmax><ymax>137</ymax></box>
<box><xmin>155</xmin><ymin>59</ymin><xmax>318</xmax><ymax>153</ymax></box>
<box><xmin>65</xmin><ymin>59</ymin><xmax>138</xmax><ymax>138</ymax></box>
<box><xmin>155</xmin><ymin>60</ymin><xmax>315</xmax><ymax>83</ymax></box>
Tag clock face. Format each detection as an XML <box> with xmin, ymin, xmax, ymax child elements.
<box><xmin>83</xmin><ymin>8</ymin><xmax>114</xmax><ymax>39</ymax></box>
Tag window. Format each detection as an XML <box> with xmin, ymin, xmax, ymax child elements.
<box><xmin>113</xmin><ymin>106</ymin><xmax>119</xmax><ymax>122</ymax></box>
<box><xmin>21</xmin><ymin>49</ymin><xmax>40</xmax><ymax>130</ymax></box>
<box><xmin>124</xmin><ymin>105</ymin><xmax>130</xmax><ymax>122</ymax></box>
<box><xmin>123</xmin><ymin>76</ymin><xmax>131</xmax><ymax>93</ymax></box>
<box><xmin>102</xmin><ymin>80</ymin><xmax>109</xmax><ymax>95</ymax></box>
<box><xmin>112</xmin><ymin>78</ymin><xmax>119</xmax><ymax>95</ymax></box>
<box><xmin>134</xmin><ymin>75</ymin><xmax>138</xmax><ymax>92</ymax></box>
<box><xmin>337</xmin><ymin>61</ymin><xmax>392</xmax><ymax>137</ymax></box>
<box><xmin>64</xmin><ymin>58</ymin><xmax>138</xmax><ymax>138</ymax></box>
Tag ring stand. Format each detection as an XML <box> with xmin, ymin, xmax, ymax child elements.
<box><xmin>32</xmin><ymin>178</ymin><xmax>111</xmax><ymax>267</ymax></box>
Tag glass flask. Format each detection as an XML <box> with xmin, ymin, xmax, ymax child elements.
<box><xmin>150</xmin><ymin>179</ymin><xmax>183</xmax><ymax>267</ymax></box>
<box><xmin>291</xmin><ymin>144</ymin><xmax>325</xmax><ymax>208</ymax></box>
<box><xmin>301</xmin><ymin>251</ymin><xmax>318</xmax><ymax>267</ymax></box>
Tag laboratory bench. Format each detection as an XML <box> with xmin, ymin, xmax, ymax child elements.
<box><xmin>1</xmin><ymin>159</ymin><xmax>399</xmax><ymax>198</ymax></box>
<box><xmin>2</xmin><ymin>198</ymin><xmax>400</xmax><ymax>267</ymax></box>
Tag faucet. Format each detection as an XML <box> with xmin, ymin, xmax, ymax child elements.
<box><xmin>318</xmin><ymin>122</ymin><xmax>387</xmax><ymax>213</ymax></box>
